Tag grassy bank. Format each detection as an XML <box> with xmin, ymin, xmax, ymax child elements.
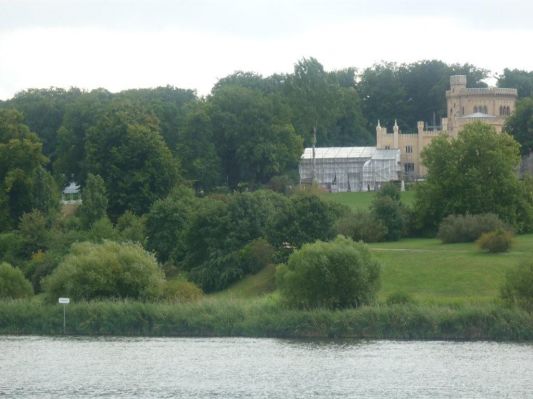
<box><xmin>0</xmin><ymin>298</ymin><xmax>531</xmax><ymax>341</ymax></box>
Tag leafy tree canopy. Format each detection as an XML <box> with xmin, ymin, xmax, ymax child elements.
<box><xmin>504</xmin><ymin>97</ymin><xmax>533</xmax><ymax>155</ymax></box>
<box><xmin>414</xmin><ymin>122</ymin><xmax>532</xmax><ymax>233</ymax></box>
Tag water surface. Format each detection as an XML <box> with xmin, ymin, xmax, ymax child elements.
<box><xmin>1</xmin><ymin>336</ymin><xmax>532</xmax><ymax>398</ymax></box>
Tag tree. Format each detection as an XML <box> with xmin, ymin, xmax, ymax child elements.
<box><xmin>267</xmin><ymin>193</ymin><xmax>336</xmax><ymax>252</ymax></box>
<box><xmin>43</xmin><ymin>241</ymin><xmax>165</xmax><ymax>302</ymax></box>
<box><xmin>497</xmin><ymin>68</ymin><xmax>533</xmax><ymax>98</ymax></box>
<box><xmin>84</xmin><ymin>101</ymin><xmax>181</xmax><ymax>218</ymax></box>
<box><xmin>78</xmin><ymin>173</ymin><xmax>108</xmax><ymax>227</ymax></box>
<box><xmin>414</xmin><ymin>122</ymin><xmax>533</xmax><ymax>233</ymax></box>
<box><xmin>371</xmin><ymin>196</ymin><xmax>406</xmax><ymax>241</ymax></box>
<box><xmin>0</xmin><ymin>109</ymin><xmax>48</xmax><ymax>231</ymax></box>
<box><xmin>276</xmin><ymin>236</ymin><xmax>380</xmax><ymax>309</ymax></box>
<box><xmin>285</xmin><ymin>57</ymin><xmax>340</xmax><ymax>145</ymax></box>
<box><xmin>176</xmin><ymin>102</ymin><xmax>223</xmax><ymax>190</ymax></box>
<box><xmin>504</xmin><ymin>97</ymin><xmax>533</xmax><ymax>155</ymax></box>
<box><xmin>208</xmin><ymin>85</ymin><xmax>302</xmax><ymax>187</ymax></box>
<box><xmin>145</xmin><ymin>187</ymin><xmax>198</xmax><ymax>264</ymax></box>
<box><xmin>0</xmin><ymin>262</ymin><xmax>33</xmax><ymax>299</ymax></box>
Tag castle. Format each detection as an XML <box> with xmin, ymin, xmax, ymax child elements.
<box><xmin>299</xmin><ymin>75</ymin><xmax>518</xmax><ymax>192</ymax></box>
<box><xmin>376</xmin><ymin>75</ymin><xmax>518</xmax><ymax>179</ymax></box>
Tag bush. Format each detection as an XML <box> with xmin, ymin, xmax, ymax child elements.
<box><xmin>501</xmin><ymin>262</ymin><xmax>533</xmax><ymax>311</ymax></box>
<box><xmin>43</xmin><ymin>241</ymin><xmax>165</xmax><ymax>302</ymax></box>
<box><xmin>162</xmin><ymin>278</ymin><xmax>203</xmax><ymax>303</ymax></box>
<box><xmin>477</xmin><ymin>229</ymin><xmax>513</xmax><ymax>253</ymax></box>
<box><xmin>437</xmin><ymin>213</ymin><xmax>507</xmax><ymax>243</ymax></box>
<box><xmin>0</xmin><ymin>262</ymin><xmax>33</xmax><ymax>299</ymax></box>
<box><xmin>386</xmin><ymin>291</ymin><xmax>414</xmax><ymax>305</ymax></box>
<box><xmin>335</xmin><ymin>210</ymin><xmax>387</xmax><ymax>243</ymax></box>
<box><xmin>276</xmin><ymin>236</ymin><xmax>380</xmax><ymax>309</ymax></box>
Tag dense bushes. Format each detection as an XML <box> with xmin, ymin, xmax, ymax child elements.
<box><xmin>501</xmin><ymin>262</ymin><xmax>533</xmax><ymax>311</ymax></box>
<box><xmin>276</xmin><ymin>236</ymin><xmax>380</xmax><ymax>309</ymax></box>
<box><xmin>0</xmin><ymin>262</ymin><xmax>33</xmax><ymax>299</ymax></box>
<box><xmin>437</xmin><ymin>213</ymin><xmax>508</xmax><ymax>243</ymax></box>
<box><xmin>43</xmin><ymin>241</ymin><xmax>165</xmax><ymax>302</ymax></box>
<box><xmin>335</xmin><ymin>210</ymin><xmax>387</xmax><ymax>243</ymax></box>
<box><xmin>477</xmin><ymin>229</ymin><xmax>513</xmax><ymax>253</ymax></box>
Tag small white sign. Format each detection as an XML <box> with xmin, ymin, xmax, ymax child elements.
<box><xmin>58</xmin><ymin>297</ymin><xmax>70</xmax><ymax>304</ymax></box>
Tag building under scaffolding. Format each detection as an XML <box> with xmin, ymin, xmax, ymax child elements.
<box><xmin>299</xmin><ymin>147</ymin><xmax>401</xmax><ymax>192</ymax></box>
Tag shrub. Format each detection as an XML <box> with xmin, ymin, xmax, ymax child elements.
<box><xmin>43</xmin><ymin>241</ymin><xmax>165</xmax><ymax>302</ymax></box>
<box><xmin>437</xmin><ymin>213</ymin><xmax>507</xmax><ymax>243</ymax></box>
<box><xmin>386</xmin><ymin>291</ymin><xmax>414</xmax><ymax>305</ymax></box>
<box><xmin>162</xmin><ymin>278</ymin><xmax>203</xmax><ymax>303</ymax></box>
<box><xmin>477</xmin><ymin>229</ymin><xmax>513</xmax><ymax>253</ymax></box>
<box><xmin>276</xmin><ymin>236</ymin><xmax>380</xmax><ymax>309</ymax></box>
<box><xmin>335</xmin><ymin>210</ymin><xmax>387</xmax><ymax>243</ymax></box>
<box><xmin>371</xmin><ymin>196</ymin><xmax>406</xmax><ymax>241</ymax></box>
<box><xmin>238</xmin><ymin>238</ymin><xmax>275</xmax><ymax>275</ymax></box>
<box><xmin>0</xmin><ymin>262</ymin><xmax>33</xmax><ymax>299</ymax></box>
<box><xmin>501</xmin><ymin>262</ymin><xmax>533</xmax><ymax>311</ymax></box>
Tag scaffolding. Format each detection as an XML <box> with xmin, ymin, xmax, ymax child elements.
<box><xmin>299</xmin><ymin>147</ymin><xmax>401</xmax><ymax>192</ymax></box>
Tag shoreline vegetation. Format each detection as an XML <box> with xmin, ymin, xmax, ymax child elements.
<box><xmin>1</xmin><ymin>298</ymin><xmax>532</xmax><ymax>341</ymax></box>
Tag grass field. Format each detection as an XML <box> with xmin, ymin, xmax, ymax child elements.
<box><xmin>320</xmin><ymin>190</ymin><xmax>416</xmax><ymax>211</ymax></box>
<box><xmin>218</xmin><ymin>234</ymin><xmax>533</xmax><ymax>305</ymax></box>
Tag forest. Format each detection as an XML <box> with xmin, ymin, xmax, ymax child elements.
<box><xmin>1</xmin><ymin>58</ymin><xmax>533</xmax><ymax>307</ymax></box>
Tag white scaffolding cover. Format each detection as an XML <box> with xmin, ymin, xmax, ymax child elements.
<box><xmin>299</xmin><ymin>147</ymin><xmax>400</xmax><ymax>192</ymax></box>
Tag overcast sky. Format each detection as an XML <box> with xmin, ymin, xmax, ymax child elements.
<box><xmin>1</xmin><ymin>0</ymin><xmax>533</xmax><ymax>100</ymax></box>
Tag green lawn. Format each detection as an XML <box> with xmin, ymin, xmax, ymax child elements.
<box><xmin>369</xmin><ymin>234</ymin><xmax>533</xmax><ymax>304</ymax></box>
<box><xmin>321</xmin><ymin>190</ymin><xmax>416</xmax><ymax>211</ymax></box>
<box><xmin>218</xmin><ymin>234</ymin><xmax>533</xmax><ymax>305</ymax></box>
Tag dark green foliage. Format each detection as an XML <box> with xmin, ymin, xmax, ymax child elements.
<box><xmin>371</xmin><ymin>184</ymin><xmax>407</xmax><ymax>241</ymax></box>
<box><xmin>0</xmin><ymin>233</ymin><xmax>24</xmax><ymax>265</ymax></box>
<box><xmin>43</xmin><ymin>241</ymin><xmax>165</xmax><ymax>302</ymax></box>
<box><xmin>78</xmin><ymin>173</ymin><xmax>108</xmax><ymax>227</ymax></box>
<box><xmin>3</xmin><ymin>88</ymin><xmax>82</xmax><ymax>160</ymax></box>
<box><xmin>415</xmin><ymin>122</ymin><xmax>533</xmax><ymax>233</ymax></box>
<box><xmin>437</xmin><ymin>213</ymin><xmax>508</xmax><ymax>243</ymax></box>
<box><xmin>497</xmin><ymin>68</ymin><xmax>533</xmax><ymax>98</ymax></box>
<box><xmin>84</xmin><ymin>101</ymin><xmax>181</xmax><ymax>219</ymax></box>
<box><xmin>0</xmin><ymin>262</ymin><xmax>33</xmax><ymax>299</ymax></box>
<box><xmin>477</xmin><ymin>229</ymin><xmax>513</xmax><ymax>253</ymax></box>
<box><xmin>504</xmin><ymin>97</ymin><xmax>533</xmax><ymax>155</ymax></box>
<box><xmin>184</xmin><ymin>191</ymin><xmax>286</xmax><ymax>292</ymax></box>
<box><xmin>237</xmin><ymin>238</ymin><xmax>275</xmax><ymax>275</ymax></box>
<box><xmin>335</xmin><ymin>210</ymin><xmax>387</xmax><ymax>243</ymax></box>
<box><xmin>116</xmin><ymin>211</ymin><xmax>146</xmax><ymax>245</ymax></box>
<box><xmin>267</xmin><ymin>193</ymin><xmax>335</xmax><ymax>252</ymax></box>
<box><xmin>501</xmin><ymin>262</ymin><xmax>533</xmax><ymax>311</ymax></box>
<box><xmin>0</xmin><ymin>109</ymin><xmax>48</xmax><ymax>231</ymax></box>
<box><xmin>208</xmin><ymin>85</ymin><xmax>303</xmax><ymax>187</ymax></box>
<box><xmin>277</xmin><ymin>236</ymin><xmax>381</xmax><ymax>309</ymax></box>
<box><xmin>145</xmin><ymin>187</ymin><xmax>198</xmax><ymax>263</ymax></box>
<box><xmin>18</xmin><ymin>209</ymin><xmax>49</xmax><ymax>256</ymax></box>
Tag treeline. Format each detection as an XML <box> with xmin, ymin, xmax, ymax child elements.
<box><xmin>1</xmin><ymin>58</ymin><xmax>533</xmax><ymax>303</ymax></box>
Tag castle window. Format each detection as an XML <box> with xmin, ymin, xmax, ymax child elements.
<box><xmin>405</xmin><ymin>145</ymin><xmax>413</xmax><ymax>154</ymax></box>
<box><xmin>404</xmin><ymin>163</ymin><xmax>415</xmax><ymax>173</ymax></box>
<box><xmin>384</xmin><ymin>145</ymin><xmax>390</xmax><ymax>150</ymax></box>
<box><xmin>474</xmin><ymin>106</ymin><xmax>478</xmax><ymax>113</ymax></box>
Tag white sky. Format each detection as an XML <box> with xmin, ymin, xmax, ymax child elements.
<box><xmin>1</xmin><ymin>0</ymin><xmax>533</xmax><ymax>100</ymax></box>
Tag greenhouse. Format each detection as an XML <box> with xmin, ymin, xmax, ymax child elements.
<box><xmin>299</xmin><ymin>147</ymin><xmax>401</xmax><ymax>192</ymax></box>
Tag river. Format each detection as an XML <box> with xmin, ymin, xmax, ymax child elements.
<box><xmin>0</xmin><ymin>336</ymin><xmax>532</xmax><ymax>398</ymax></box>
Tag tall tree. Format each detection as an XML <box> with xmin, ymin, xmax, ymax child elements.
<box><xmin>78</xmin><ymin>173</ymin><xmax>108</xmax><ymax>227</ymax></box>
<box><xmin>84</xmin><ymin>101</ymin><xmax>181</xmax><ymax>218</ymax></box>
<box><xmin>497</xmin><ymin>69</ymin><xmax>533</xmax><ymax>98</ymax></box>
<box><xmin>504</xmin><ymin>97</ymin><xmax>533</xmax><ymax>155</ymax></box>
<box><xmin>0</xmin><ymin>109</ymin><xmax>48</xmax><ymax>231</ymax></box>
<box><xmin>414</xmin><ymin>122</ymin><xmax>532</xmax><ymax>233</ymax></box>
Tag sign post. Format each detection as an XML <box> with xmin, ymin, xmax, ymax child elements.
<box><xmin>58</xmin><ymin>297</ymin><xmax>70</xmax><ymax>334</ymax></box>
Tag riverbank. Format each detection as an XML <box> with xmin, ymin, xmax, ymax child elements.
<box><xmin>1</xmin><ymin>298</ymin><xmax>531</xmax><ymax>341</ymax></box>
